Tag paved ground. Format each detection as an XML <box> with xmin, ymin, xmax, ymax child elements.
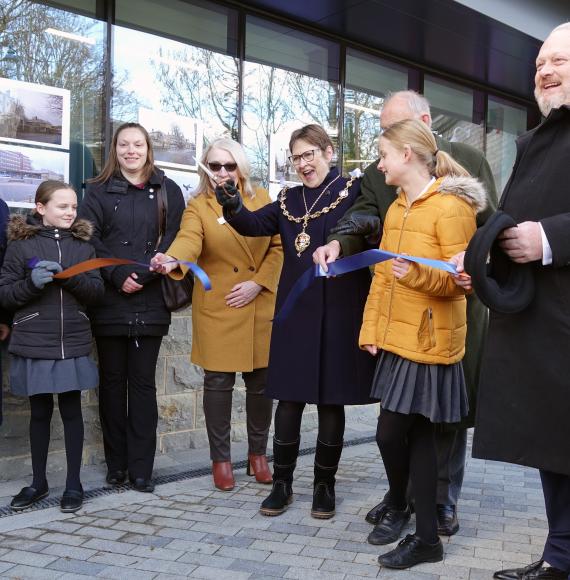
<box><xmin>0</xmin><ymin>423</ymin><xmax>548</xmax><ymax>579</ymax></box>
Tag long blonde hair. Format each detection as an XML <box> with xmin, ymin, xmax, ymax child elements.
<box><xmin>195</xmin><ymin>138</ymin><xmax>254</xmax><ymax>198</ymax></box>
<box><xmin>382</xmin><ymin>119</ymin><xmax>470</xmax><ymax>178</ymax></box>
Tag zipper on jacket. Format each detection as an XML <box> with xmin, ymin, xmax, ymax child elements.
<box><xmin>427</xmin><ymin>306</ymin><xmax>436</xmax><ymax>347</ymax></box>
<box><xmin>382</xmin><ymin>205</ymin><xmax>410</xmax><ymax>346</ymax></box>
<box><xmin>57</xmin><ymin>239</ymin><xmax>65</xmax><ymax>360</ymax></box>
<box><xmin>13</xmin><ymin>312</ymin><xmax>39</xmax><ymax>325</ymax></box>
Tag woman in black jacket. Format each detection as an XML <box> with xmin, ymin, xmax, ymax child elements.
<box><xmin>78</xmin><ymin>122</ymin><xmax>185</xmax><ymax>492</ymax></box>
<box><xmin>0</xmin><ymin>180</ymin><xmax>104</xmax><ymax>513</ymax></box>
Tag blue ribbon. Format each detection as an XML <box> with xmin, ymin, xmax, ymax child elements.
<box><xmin>168</xmin><ymin>259</ymin><xmax>212</xmax><ymax>291</ymax></box>
<box><xmin>274</xmin><ymin>249</ymin><xmax>457</xmax><ymax>323</ymax></box>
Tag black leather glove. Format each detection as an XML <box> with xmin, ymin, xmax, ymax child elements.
<box><xmin>30</xmin><ymin>260</ymin><xmax>63</xmax><ymax>289</ymax></box>
<box><xmin>214</xmin><ymin>180</ymin><xmax>243</xmax><ymax>217</ymax></box>
<box><xmin>329</xmin><ymin>214</ymin><xmax>382</xmax><ymax>244</ymax></box>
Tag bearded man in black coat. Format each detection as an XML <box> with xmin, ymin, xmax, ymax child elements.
<box><xmin>454</xmin><ymin>22</ymin><xmax>570</xmax><ymax>580</ymax></box>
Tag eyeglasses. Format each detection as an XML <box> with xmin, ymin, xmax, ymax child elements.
<box><xmin>207</xmin><ymin>162</ymin><xmax>237</xmax><ymax>172</ymax></box>
<box><xmin>288</xmin><ymin>149</ymin><xmax>319</xmax><ymax>165</ymax></box>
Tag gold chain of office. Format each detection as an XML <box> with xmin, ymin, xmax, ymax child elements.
<box><xmin>278</xmin><ymin>175</ymin><xmax>356</xmax><ymax>256</ymax></box>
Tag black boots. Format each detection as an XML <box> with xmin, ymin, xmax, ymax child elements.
<box><xmin>259</xmin><ymin>437</ymin><xmax>300</xmax><ymax>516</ymax></box>
<box><xmin>311</xmin><ymin>439</ymin><xmax>343</xmax><ymax>519</ymax></box>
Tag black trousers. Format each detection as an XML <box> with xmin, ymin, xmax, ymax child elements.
<box><xmin>203</xmin><ymin>368</ymin><xmax>272</xmax><ymax>462</ymax></box>
<box><xmin>96</xmin><ymin>336</ymin><xmax>162</xmax><ymax>479</ymax></box>
<box><xmin>541</xmin><ymin>469</ymin><xmax>570</xmax><ymax>572</ymax></box>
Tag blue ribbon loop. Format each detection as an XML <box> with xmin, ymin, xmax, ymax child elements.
<box><xmin>274</xmin><ymin>249</ymin><xmax>457</xmax><ymax>323</ymax></box>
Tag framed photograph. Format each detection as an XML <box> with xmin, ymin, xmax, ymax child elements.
<box><xmin>0</xmin><ymin>143</ymin><xmax>69</xmax><ymax>208</ymax></box>
<box><xmin>138</xmin><ymin>107</ymin><xmax>202</xmax><ymax>171</ymax></box>
<box><xmin>160</xmin><ymin>166</ymin><xmax>200</xmax><ymax>204</ymax></box>
<box><xmin>0</xmin><ymin>78</ymin><xmax>70</xmax><ymax>150</ymax></box>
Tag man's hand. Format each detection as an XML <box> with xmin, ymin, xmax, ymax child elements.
<box><xmin>329</xmin><ymin>214</ymin><xmax>382</xmax><ymax>243</ymax></box>
<box><xmin>498</xmin><ymin>221</ymin><xmax>543</xmax><ymax>263</ymax></box>
<box><xmin>449</xmin><ymin>251</ymin><xmax>472</xmax><ymax>291</ymax></box>
<box><xmin>225</xmin><ymin>281</ymin><xmax>262</xmax><ymax>308</ymax></box>
<box><xmin>312</xmin><ymin>240</ymin><xmax>341</xmax><ymax>273</ymax></box>
<box><xmin>214</xmin><ymin>179</ymin><xmax>242</xmax><ymax>216</ymax></box>
<box><xmin>121</xmin><ymin>272</ymin><xmax>143</xmax><ymax>293</ymax></box>
<box><xmin>0</xmin><ymin>323</ymin><xmax>10</xmax><ymax>341</ymax></box>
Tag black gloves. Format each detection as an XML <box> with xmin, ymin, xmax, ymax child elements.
<box><xmin>31</xmin><ymin>260</ymin><xmax>63</xmax><ymax>289</ymax></box>
<box><xmin>329</xmin><ymin>213</ymin><xmax>382</xmax><ymax>245</ymax></box>
<box><xmin>214</xmin><ymin>180</ymin><xmax>243</xmax><ymax>218</ymax></box>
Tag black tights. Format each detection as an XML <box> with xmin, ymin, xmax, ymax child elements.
<box><xmin>29</xmin><ymin>391</ymin><xmax>83</xmax><ymax>492</ymax></box>
<box><xmin>274</xmin><ymin>400</ymin><xmax>345</xmax><ymax>445</ymax></box>
<box><xmin>376</xmin><ymin>408</ymin><xmax>438</xmax><ymax>543</ymax></box>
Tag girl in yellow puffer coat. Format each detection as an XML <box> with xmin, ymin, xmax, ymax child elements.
<box><xmin>359</xmin><ymin>119</ymin><xmax>487</xmax><ymax>570</ymax></box>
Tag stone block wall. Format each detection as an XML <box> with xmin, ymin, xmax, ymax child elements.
<box><xmin>1</xmin><ymin>306</ymin><xmax>366</xmax><ymax>482</ymax></box>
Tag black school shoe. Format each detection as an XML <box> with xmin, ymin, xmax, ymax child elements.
<box><xmin>60</xmin><ymin>487</ymin><xmax>84</xmax><ymax>513</ymax></box>
<box><xmin>437</xmin><ymin>504</ymin><xmax>459</xmax><ymax>536</ymax></box>
<box><xmin>378</xmin><ymin>533</ymin><xmax>443</xmax><ymax>569</ymax></box>
<box><xmin>106</xmin><ymin>470</ymin><xmax>127</xmax><ymax>485</ymax></box>
<box><xmin>131</xmin><ymin>478</ymin><xmax>155</xmax><ymax>493</ymax></box>
<box><xmin>10</xmin><ymin>484</ymin><xmax>49</xmax><ymax>511</ymax></box>
<box><xmin>367</xmin><ymin>505</ymin><xmax>411</xmax><ymax>545</ymax></box>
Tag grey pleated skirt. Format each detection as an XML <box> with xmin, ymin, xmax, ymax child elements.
<box><xmin>370</xmin><ymin>350</ymin><xmax>469</xmax><ymax>423</ymax></box>
<box><xmin>10</xmin><ymin>355</ymin><xmax>99</xmax><ymax>397</ymax></box>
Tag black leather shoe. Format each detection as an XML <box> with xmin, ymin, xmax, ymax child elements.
<box><xmin>378</xmin><ymin>533</ymin><xmax>443</xmax><ymax>569</ymax></box>
<box><xmin>494</xmin><ymin>560</ymin><xmax>569</xmax><ymax>579</ymax></box>
<box><xmin>311</xmin><ymin>481</ymin><xmax>335</xmax><ymax>519</ymax></box>
<box><xmin>367</xmin><ymin>505</ymin><xmax>411</xmax><ymax>545</ymax></box>
<box><xmin>131</xmin><ymin>478</ymin><xmax>155</xmax><ymax>493</ymax></box>
<box><xmin>60</xmin><ymin>488</ymin><xmax>84</xmax><ymax>513</ymax></box>
<box><xmin>437</xmin><ymin>503</ymin><xmax>459</xmax><ymax>536</ymax></box>
<box><xmin>10</xmin><ymin>484</ymin><xmax>49</xmax><ymax>511</ymax></box>
<box><xmin>106</xmin><ymin>470</ymin><xmax>127</xmax><ymax>485</ymax></box>
<box><xmin>260</xmin><ymin>480</ymin><xmax>293</xmax><ymax>516</ymax></box>
<box><xmin>365</xmin><ymin>491</ymin><xmax>391</xmax><ymax>524</ymax></box>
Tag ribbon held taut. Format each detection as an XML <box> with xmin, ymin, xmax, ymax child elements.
<box><xmin>28</xmin><ymin>257</ymin><xmax>212</xmax><ymax>291</ymax></box>
<box><xmin>274</xmin><ymin>249</ymin><xmax>458</xmax><ymax>323</ymax></box>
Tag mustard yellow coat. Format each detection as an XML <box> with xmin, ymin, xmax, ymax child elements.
<box><xmin>167</xmin><ymin>187</ymin><xmax>282</xmax><ymax>372</ymax></box>
<box><xmin>359</xmin><ymin>176</ymin><xmax>486</xmax><ymax>365</ymax></box>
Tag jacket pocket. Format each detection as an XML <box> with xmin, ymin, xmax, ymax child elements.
<box><xmin>418</xmin><ymin>307</ymin><xmax>436</xmax><ymax>350</ymax></box>
<box><xmin>13</xmin><ymin>312</ymin><xmax>39</xmax><ymax>325</ymax></box>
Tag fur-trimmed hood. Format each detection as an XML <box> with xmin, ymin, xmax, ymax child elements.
<box><xmin>7</xmin><ymin>214</ymin><xmax>94</xmax><ymax>242</ymax></box>
<box><xmin>434</xmin><ymin>175</ymin><xmax>488</xmax><ymax>214</ymax></box>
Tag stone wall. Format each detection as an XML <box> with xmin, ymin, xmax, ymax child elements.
<box><xmin>0</xmin><ymin>307</ymin><xmax>380</xmax><ymax>482</ymax></box>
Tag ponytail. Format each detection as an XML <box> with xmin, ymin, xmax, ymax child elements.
<box><xmin>434</xmin><ymin>150</ymin><xmax>470</xmax><ymax>178</ymax></box>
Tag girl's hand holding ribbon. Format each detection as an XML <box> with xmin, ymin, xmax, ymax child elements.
<box><xmin>392</xmin><ymin>256</ymin><xmax>412</xmax><ymax>279</ymax></box>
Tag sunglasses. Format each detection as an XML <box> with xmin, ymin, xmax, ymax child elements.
<box><xmin>207</xmin><ymin>162</ymin><xmax>237</xmax><ymax>172</ymax></box>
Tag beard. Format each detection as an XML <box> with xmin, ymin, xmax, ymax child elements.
<box><xmin>534</xmin><ymin>86</ymin><xmax>570</xmax><ymax>116</ymax></box>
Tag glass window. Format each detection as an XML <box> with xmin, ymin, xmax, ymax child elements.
<box><xmin>115</xmin><ymin>0</ymin><xmax>237</xmax><ymax>55</ymax></box>
<box><xmin>486</xmin><ymin>96</ymin><xmax>527</xmax><ymax>192</ymax></box>
<box><xmin>111</xmin><ymin>23</ymin><xmax>238</xmax><ymax>198</ymax></box>
<box><xmin>33</xmin><ymin>0</ymin><xmax>98</xmax><ymax>17</ymax></box>
<box><xmin>424</xmin><ymin>75</ymin><xmax>484</xmax><ymax>152</ymax></box>
<box><xmin>243</xmin><ymin>16</ymin><xmax>340</xmax><ymax>195</ymax></box>
<box><xmin>246</xmin><ymin>15</ymin><xmax>340</xmax><ymax>82</ymax></box>
<box><xmin>344</xmin><ymin>49</ymin><xmax>409</xmax><ymax>174</ymax></box>
<box><xmin>0</xmin><ymin>0</ymin><xmax>106</xmax><ymax>204</ymax></box>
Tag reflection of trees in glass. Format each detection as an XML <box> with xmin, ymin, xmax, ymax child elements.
<box><xmin>242</xmin><ymin>62</ymin><xmax>339</xmax><ymax>187</ymax></box>
<box><xmin>152</xmin><ymin>45</ymin><xmax>239</xmax><ymax>141</ymax></box>
<box><xmin>343</xmin><ymin>90</ymin><xmax>382</xmax><ymax>173</ymax></box>
<box><xmin>0</xmin><ymin>0</ymin><xmax>107</xmax><ymax>173</ymax></box>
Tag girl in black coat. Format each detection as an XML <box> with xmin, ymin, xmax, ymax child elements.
<box><xmin>0</xmin><ymin>180</ymin><xmax>104</xmax><ymax>513</ymax></box>
<box><xmin>78</xmin><ymin>122</ymin><xmax>185</xmax><ymax>492</ymax></box>
<box><xmin>217</xmin><ymin>124</ymin><xmax>376</xmax><ymax>519</ymax></box>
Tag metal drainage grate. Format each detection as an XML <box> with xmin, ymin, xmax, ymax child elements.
<box><xmin>0</xmin><ymin>434</ymin><xmax>376</xmax><ymax>519</ymax></box>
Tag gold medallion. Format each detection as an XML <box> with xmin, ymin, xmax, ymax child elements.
<box><xmin>294</xmin><ymin>231</ymin><xmax>311</xmax><ymax>256</ymax></box>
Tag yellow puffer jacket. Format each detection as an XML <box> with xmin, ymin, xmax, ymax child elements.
<box><xmin>359</xmin><ymin>176</ymin><xmax>487</xmax><ymax>365</ymax></box>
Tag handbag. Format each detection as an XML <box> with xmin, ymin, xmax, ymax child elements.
<box><xmin>156</xmin><ymin>177</ymin><xmax>194</xmax><ymax>311</ymax></box>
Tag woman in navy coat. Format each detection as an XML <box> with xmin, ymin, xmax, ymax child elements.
<box><xmin>217</xmin><ymin>124</ymin><xmax>375</xmax><ymax>519</ymax></box>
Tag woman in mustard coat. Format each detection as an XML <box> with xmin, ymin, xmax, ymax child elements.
<box><xmin>152</xmin><ymin>139</ymin><xmax>282</xmax><ymax>491</ymax></box>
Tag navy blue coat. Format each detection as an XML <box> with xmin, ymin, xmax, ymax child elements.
<box><xmin>228</xmin><ymin>168</ymin><xmax>375</xmax><ymax>405</ymax></box>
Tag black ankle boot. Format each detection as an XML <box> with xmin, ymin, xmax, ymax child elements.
<box><xmin>310</xmin><ymin>439</ymin><xmax>343</xmax><ymax>519</ymax></box>
<box><xmin>259</xmin><ymin>437</ymin><xmax>300</xmax><ymax>517</ymax></box>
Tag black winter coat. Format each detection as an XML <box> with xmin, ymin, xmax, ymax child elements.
<box><xmin>0</xmin><ymin>215</ymin><xmax>104</xmax><ymax>359</ymax></box>
<box><xmin>78</xmin><ymin>168</ymin><xmax>185</xmax><ymax>336</ymax></box>
<box><xmin>228</xmin><ymin>168</ymin><xmax>376</xmax><ymax>405</ymax></box>
<box><xmin>472</xmin><ymin>105</ymin><xmax>570</xmax><ymax>477</ymax></box>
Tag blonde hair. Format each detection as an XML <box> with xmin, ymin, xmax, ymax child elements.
<box><xmin>382</xmin><ymin>119</ymin><xmax>470</xmax><ymax>178</ymax></box>
<box><xmin>195</xmin><ymin>138</ymin><xmax>254</xmax><ymax>198</ymax></box>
